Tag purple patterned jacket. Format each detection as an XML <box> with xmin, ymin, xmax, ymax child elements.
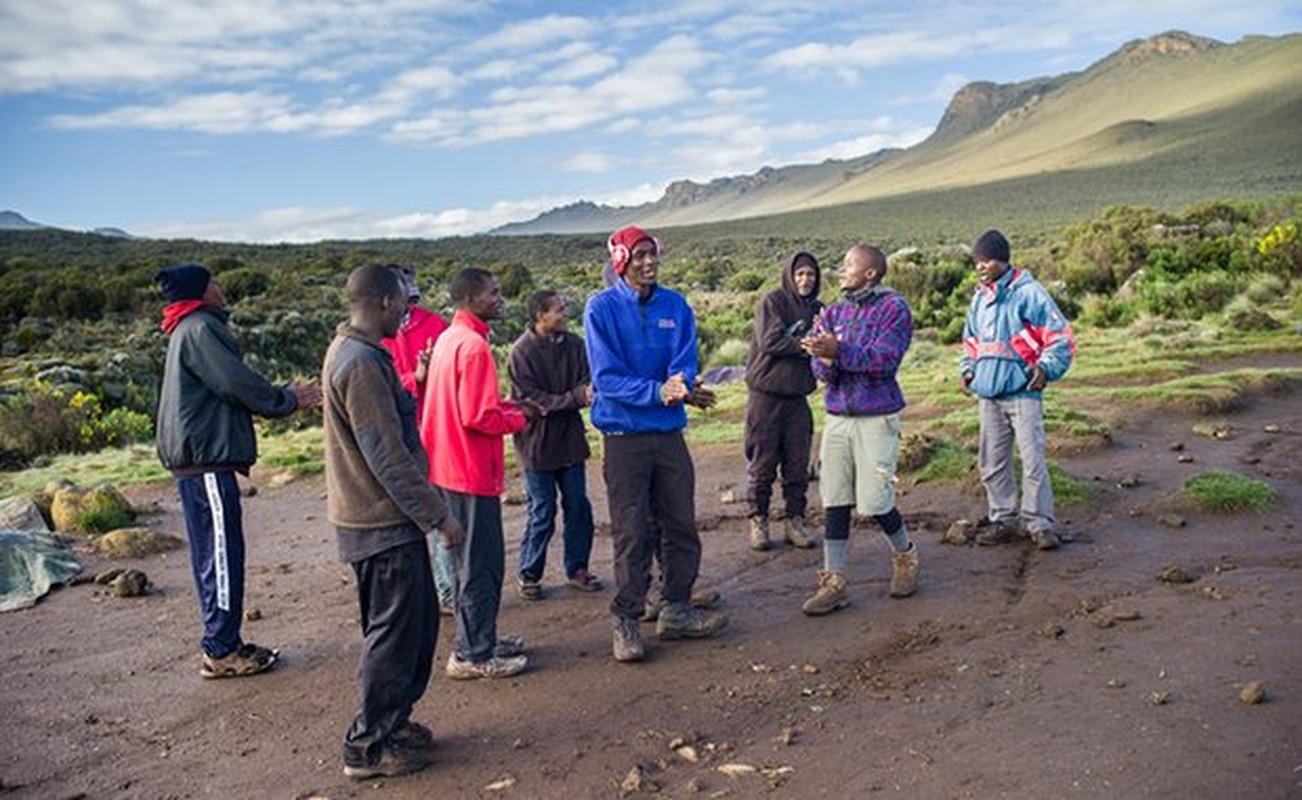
<box><xmin>811</xmin><ymin>286</ymin><xmax>913</xmax><ymax>416</ymax></box>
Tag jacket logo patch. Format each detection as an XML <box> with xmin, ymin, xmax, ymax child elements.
<box><xmin>657</xmin><ymin>318</ymin><xmax>676</xmax><ymax>329</ymax></box>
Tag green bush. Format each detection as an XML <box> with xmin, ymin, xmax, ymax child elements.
<box><xmin>1184</xmin><ymin>470</ymin><xmax>1275</xmax><ymax>512</ymax></box>
<box><xmin>220</xmin><ymin>268</ymin><xmax>271</xmax><ymax>303</ymax></box>
<box><xmin>707</xmin><ymin>338</ymin><xmax>750</xmax><ymax>368</ymax></box>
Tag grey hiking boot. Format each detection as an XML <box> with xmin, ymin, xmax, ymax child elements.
<box><xmin>612</xmin><ymin>616</ymin><xmax>646</xmax><ymax>662</ymax></box>
<box><xmin>1031</xmin><ymin>528</ymin><xmax>1061</xmax><ymax>551</ymax></box>
<box><xmin>656</xmin><ymin>602</ymin><xmax>728</xmax><ymax>640</ymax></box>
<box><xmin>748</xmin><ymin>515</ymin><xmax>771</xmax><ymax>551</ymax></box>
<box><xmin>784</xmin><ymin>516</ymin><xmax>815</xmax><ymax>549</ymax></box>
<box><xmin>802</xmin><ymin>571</ymin><xmax>849</xmax><ymax>616</ymax></box>
<box><xmin>889</xmin><ymin>544</ymin><xmax>919</xmax><ymax>598</ymax></box>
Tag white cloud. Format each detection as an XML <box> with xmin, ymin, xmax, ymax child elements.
<box><xmin>45</xmin><ymin>90</ymin><xmax>409</xmax><ymax>135</ymax></box>
<box><xmin>465</xmin><ymin>14</ymin><xmax>597</xmax><ymax>53</ymax></box>
<box><xmin>561</xmin><ymin>152</ymin><xmax>615</xmax><ymax>173</ymax></box>
<box><xmin>47</xmin><ymin>91</ymin><xmax>297</xmax><ymax>134</ymax></box>
<box><xmin>706</xmin><ymin>86</ymin><xmax>768</xmax><ymax>105</ymax></box>
<box><xmin>795</xmin><ymin>117</ymin><xmax>934</xmax><ymax>161</ymax></box>
<box><xmin>390</xmin><ymin>34</ymin><xmax>712</xmax><ymax>146</ymax></box>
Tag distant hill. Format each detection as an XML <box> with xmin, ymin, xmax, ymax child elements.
<box><xmin>0</xmin><ymin>210</ymin><xmax>48</xmax><ymax>231</ymax></box>
<box><xmin>0</xmin><ymin>210</ymin><xmax>137</xmax><ymax>239</ymax></box>
<box><xmin>496</xmin><ymin>31</ymin><xmax>1302</xmax><ymax>235</ymax></box>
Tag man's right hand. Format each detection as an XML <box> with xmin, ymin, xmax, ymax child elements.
<box><xmin>437</xmin><ymin>516</ymin><xmax>464</xmax><ymax>548</ymax></box>
<box><xmin>960</xmin><ymin>373</ymin><xmax>974</xmax><ymax>395</ymax></box>
<box><xmin>660</xmin><ymin>372</ymin><xmax>690</xmax><ymax>405</ymax></box>
<box><xmin>291</xmin><ymin>381</ymin><xmax>323</xmax><ymax>410</ymax></box>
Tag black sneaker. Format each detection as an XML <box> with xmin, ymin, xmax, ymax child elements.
<box><xmin>390</xmin><ymin>721</ymin><xmax>434</xmax><ymax>750</ymax></box>
<box><xmin>612</xmin><ymin>616</ymin><xmax>645</xmax><ymax>662</ymax></box>
<box><xmin>343</xmin><ymin>743</ymin><xmax>431</xmax><ymax>779</ymax></box>
<box><xmin>517</xmin><ymin>576</ymin><xmax>543</xmax><ymax>601</ymax></box>
<box><xmin>974</xmin><ymin>518</ymin><xmax>1018</xmax><ymax>546</ymax></box>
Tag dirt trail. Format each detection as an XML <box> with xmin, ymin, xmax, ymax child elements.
<box><xmin>1</xmin><ymin>388</ymin><xmax>1299</xmax><ymax>799</ymax></box>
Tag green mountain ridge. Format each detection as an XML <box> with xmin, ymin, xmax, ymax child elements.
<box><xmin>496</xmin><ymin>31</ymin><xmax>1302</xmax><ymax>236</ymax></box>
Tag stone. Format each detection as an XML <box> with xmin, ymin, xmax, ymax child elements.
<box><xmin>1156</xmin><ymin>514</ymin><xmax>1186</xmax><ymax>529</ymax></box>
<box><xmin>0</xmin><ymin>496</ymin><xmax>50</xmax><ymax>533</ymax></box>
<box><xmin>109</xmin><ymin>569</ymin><xmax>150</xmax><ymax>597</ymax></box>
<box><xmin>1156</xmin><ymin>567</ymin><xmax>1196</xmax><ymax>584</ymax></box>
<box><xmin>244</xmin><ymin>607</ymin><xmax>263</xmax><ymax>621</ymax></box>
<box><xmin>942</xmin><ymin>519</ymin><xmax>974</xmax><ymax>546</ymax></box>
<box><xmin>96</xmin><ymin>528</ymin><xmax>184</xmax><ymax>559</ymax></box>
<box><xmin>1239</xmin><ymin>681</ymin><xmax>1266</xmax><ymax>705</ymax></box>
<box><xmin>50</xmin><ymin>485</ymin><xmax>134</xmax><ymax>534</ymax></box>
<box><xmin>1117</xmin><ymin>473</ymin><xmax>1141</xmax><ymax>488</ymax></box>
<box><xmin>1176</xmin><ymin>454</ymin><xmax>1195</xmax><ymax>463</ymax></box>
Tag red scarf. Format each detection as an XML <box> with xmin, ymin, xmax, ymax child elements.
<box><xmin>160</xmin><ymin>300</ymin><xmax>205</xmax><ymax>333</ymax></box>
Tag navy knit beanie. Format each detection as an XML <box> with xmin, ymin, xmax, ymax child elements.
<box><xmin>155</xmin><ymin>264</ymin><xmax>211</xmax><ymax>302</ymax></box>
<box><xmin>972</xmin><ymin>230</ymin><xmax>1010</xmax><ymax>263</ymax></box>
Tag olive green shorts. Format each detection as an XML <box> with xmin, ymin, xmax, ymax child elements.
<box><xmin>818</xmin><ymin>413</ymin><xmax>901</xmax><ymax>516</ymax></box>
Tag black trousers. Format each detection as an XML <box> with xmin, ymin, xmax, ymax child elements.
<box><xmin>343</xmin><ymin>538</ymin><xmax>437</xmax><ymax>765</ymax></box>
<box><xmin>604</xmin><ymin>431</ymin><xmax>700</xmax><ymax>620</ymax></box>
<box><xmin>744</xmin><ymin>391</ymin><xmax>813</xmax><ymax>519</ymax></box>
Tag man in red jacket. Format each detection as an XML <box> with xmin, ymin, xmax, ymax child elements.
<box><xmin>422</xmin><ymin>268</ymin><xmax>535</xmax><ymax>679</ymax></box>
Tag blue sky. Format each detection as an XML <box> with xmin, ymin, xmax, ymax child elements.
<box><xmin>1</xmin><ymin>1</ymin><xmax>1298</xmax><ymax>242</ymax></box>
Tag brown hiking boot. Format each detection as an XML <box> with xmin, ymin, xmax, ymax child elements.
<box><xmin>801</xmin><ymin>571</ymin><xmax>849</xmax><ymax>616</ymax></box>
<box><xmin>748</xmin><ymin>515</ymin><xmax>771</xmax><ymax>551</ymax></box>
<box><xmin>889</xmin><ymin>544</ymin><xmax>919</xmax><ymax>598</ymax></box>
<box><xmin>783</xmin><ymin>516</ymin><xmax>814</xmax><ymax>549</ymax></box>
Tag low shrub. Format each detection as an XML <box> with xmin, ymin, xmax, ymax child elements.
<box><xmin>1184</xmin><ymin>470</ymin><xmax>1275</xmax><ymax>512</ymax></box>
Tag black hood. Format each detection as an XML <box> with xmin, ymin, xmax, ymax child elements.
<box><xmin>781</xmin><ymin>250</ymin><xmax>821</xmax><ymax>302</ymax></box>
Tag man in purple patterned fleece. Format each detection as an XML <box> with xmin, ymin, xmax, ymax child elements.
<box><xmin>799</xmin><ymin>244</ymin><xmax>918</xmax><ymax>616</ymax></box>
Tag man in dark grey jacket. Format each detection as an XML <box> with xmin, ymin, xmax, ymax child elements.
<box><xmin>323</xmin><ymin>264</ymin><xmax>464</xmax><ymax>780</ymax></box>
<box><xmin>155</xmin><ymin>263</ymin><xmax>320</xmax><ymax>679</ymax></box>
<box><xmin>742</xmin><ymin>251</ymin><xmax>823</xmax><ymax>551</ymax></box>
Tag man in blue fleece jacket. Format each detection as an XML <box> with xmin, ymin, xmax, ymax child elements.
<box><xmin>960</xmin><ymin>230</ymin><xmax>1076</xmax><ymax>550</ymax></box>
<box><xmin>585</xmin><ymin>225</ymin><xmax>727</xmax><ymax>663</ymax></box>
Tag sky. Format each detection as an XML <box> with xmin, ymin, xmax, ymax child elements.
<box><xmin>1</xmin><ymin>1</ymin><xmax>1298</xmax><ymax>243</ymax></box>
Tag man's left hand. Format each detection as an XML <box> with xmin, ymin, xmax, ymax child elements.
<box><xmin>686</xmin><ymin>379</ymin><xmax>717</xmax><ymax>409</ymax></box>
<box><xmin>1027</xmin><ymin>365</ymin><xmax>1048</xmax><ymax>391</ymax></box>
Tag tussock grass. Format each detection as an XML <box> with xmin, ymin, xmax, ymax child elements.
<box><xmin>1184</xmin><ymin>470</ymin><xmax>1276</xmax><ymax>513</ymax></box>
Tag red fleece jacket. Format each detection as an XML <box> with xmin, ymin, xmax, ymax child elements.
<box><xmin>421</xmin><ymin>310</ymin><xmax>525</xmax><ymax>496</ymax></box>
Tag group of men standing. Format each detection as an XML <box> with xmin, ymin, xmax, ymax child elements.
<box><xmin>153</xmin><ymin>224</ymin><xmax>1074</xmax><ymax>779</ymax></box>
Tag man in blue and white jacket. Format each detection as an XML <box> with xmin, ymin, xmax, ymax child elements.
<box><xmin>960</xmin><ymin>230</ymin><xmax>1076</xmax><ymax>550</ymax></box>
<box><xmin>585</xmin><ymin>225</ymin><xmax>727</xmax><ymax>664</ymax></box>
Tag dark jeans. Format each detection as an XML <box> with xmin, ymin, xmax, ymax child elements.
<box><xmin>744</xmin><ymin>391</ymin><xmax>813</xmax><ymax>519</ymax></box>
<box><xmin>445</xmin><ymin>491</ymin><xmax>504</xmax><ymax>663</ymax></box>
<box><xmin>343</xmin><ymin>538</ymin><xmax>437</xmax><ymax>766</ymax></box>
<box><xmin>176</xmin><ymin>471</ymin><xmax>245</xmax><ymax>658</ymax></box>
<box><xmin>603</xmin><ymin>431</ymin><xmax>700</xmax><ymax>620</ymax></box>
<box><xmin>519</xmin><ymin>463</ymin><xmax>595</xmax><ymax>582</ymax></box>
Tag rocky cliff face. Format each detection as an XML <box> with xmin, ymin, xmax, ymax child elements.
<box><xmin>928</xmin><ymin>31</ymin><xmax>1222</xmax><ymax>144</ymax></box>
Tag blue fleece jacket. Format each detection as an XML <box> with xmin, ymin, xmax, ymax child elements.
<box><xmin>583</xmin><ymin>280</ymin><xmax>698</xmax><ymax>435</ymax></box>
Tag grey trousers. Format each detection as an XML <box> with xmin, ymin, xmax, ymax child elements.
<box><xmin>978</xmin><ymin>396</ymin><xmax>1055</xmax><ymax>534</ymax></box>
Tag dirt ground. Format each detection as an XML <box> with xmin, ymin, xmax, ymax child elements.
<box><xmin>1</xmin><ymin>386</ymin><xmax>1299</xmax><ymax>800</ymax></box>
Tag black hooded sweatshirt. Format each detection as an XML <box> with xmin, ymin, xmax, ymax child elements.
<box><xmin>743</xmin><ymin>251</ymin><xmax>823</xmax><ymax>397</ymax></box>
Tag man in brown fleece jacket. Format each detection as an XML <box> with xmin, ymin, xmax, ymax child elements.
<box><xmin>322</xmin><ymin>264</ymin><xmax>464</xmax><ymax>781</ymax></box>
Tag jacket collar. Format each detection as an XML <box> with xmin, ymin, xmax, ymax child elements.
<box><xmin>613</xmin><ymin>278</ymin><xmax>657</xmax><ymax>304</ymax></box>
<box><xmin>161</xmin><ymin>301</ymin><xmax>223</xmax><ymax>333</ymax></box>
<box><xmin>453</xmin><ymin>308</ymin><xmax>491</xmax><ymax>337</ymax></box>
<box><xmin>335</xmin><ymin>321</ymin><xmax>390</xmax><ymax>350</ymax></box>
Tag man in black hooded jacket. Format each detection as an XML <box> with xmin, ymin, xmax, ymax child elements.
<box><xmin>743</xmin><ymin>251</ymin><xmax>823</xmax><ymax>551</ymax></box>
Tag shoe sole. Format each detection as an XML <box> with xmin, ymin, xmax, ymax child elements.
<box><xmin>199</xmin><ymin>651</ymin><xmax>280</xmax><ymax>679</ymax></box>
<box><xmin>343</xmin><ymin>759</ymin><xmax>430</xmax><ymax>779</ymax></box>
<box><xmin>655</xmin><ymin>620</ymin><xmax>728</xmax><ymax>640</ymax></box>
<box><xmin>802</xmin><ymin>600</ymin><xmax>850</xmax><ymax>616</ymax></box>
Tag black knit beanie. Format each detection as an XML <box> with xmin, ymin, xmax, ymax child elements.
<box><xmin>155</xmin><ymin>264</ymin><xmax>211</xmax><ymax>302</ymax></box>
<box><xmin>972</xmin><ymin>230</ymin><xmax>1010</xmax><ymax>263</ymax></box>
